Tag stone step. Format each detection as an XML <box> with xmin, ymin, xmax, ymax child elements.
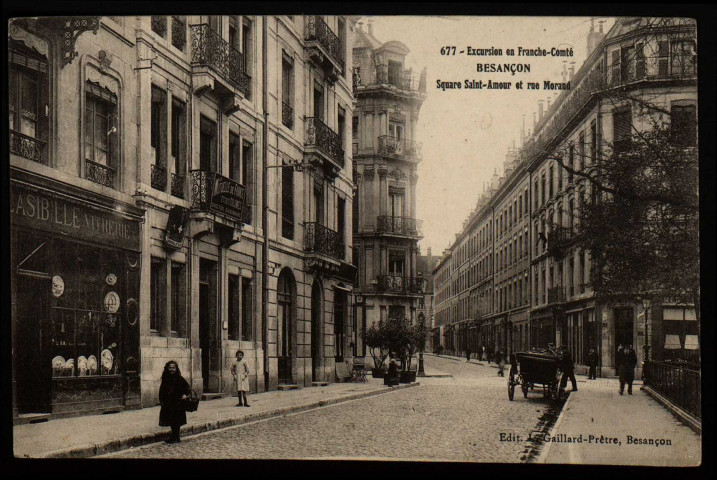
<box><xmin>311</xmin><ymin>381</ymin><xmax>329</xmax><ymax>387</ymax></box>
<box><xmin>201</xmin><ymin>392</ymin><xmax>227</xmax><ymax>401</ymax></box>
<box><xmin>278</xmin><ymin>384</ymin><xmax>299</xmax><ymax>391</ymax></box>
<box><xmin>14</xmin><ymin>413</ymin><xmax>51</xmax><ymax>425</ymax></box>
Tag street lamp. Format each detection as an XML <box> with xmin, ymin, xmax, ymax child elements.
<box><xmin>640</xmin><ymin>298</ymin><xmax>651</xmax><ymax>387</ymax></box>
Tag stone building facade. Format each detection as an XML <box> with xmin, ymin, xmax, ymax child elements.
<box><xmin>9</xmin><ymin>14</ymin><xmax>356</xmax><ymax>420</ymax></box>
<box><xmin>351</xmin><ymin>21</ymin><xmax>427</xmax><ymax>356</ymax></box>
<box><xmin>432</xmin><ymin>17</ymin><xmax>697</xmax><ymax>376</ymax></box>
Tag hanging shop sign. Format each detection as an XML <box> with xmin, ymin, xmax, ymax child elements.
<box><xmin>164</xmin><ymin>205</ymin><xmax>188</xmax><ymax>249</ymax></box>
<box><xmin>210</xmin><ymin>174</ymin><xmax>246</xmax><ymax>221</ymax></box>
<box><xmin>10</xmin><ymin>182</ymin><xmax>141</xmax><ymax>251</ymax></box>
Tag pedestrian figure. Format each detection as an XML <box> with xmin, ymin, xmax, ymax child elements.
<box><xmin>587</xmin><ymin>347</ymin><xmax>598</xmax><ymax>380</ymax></box>
<box><xmin>619</xmin><ymin>345</ymin><xmax>638</xmax><ymax>395</ymax></box>
<box><xmin>158</xmin><ymin>360</ymin><xmax>191</xmax><ymax>444</ymax></box>
<box><xmin>497</xmin><ymin>350</ymin><xmax>506</xmax><ymax>377</ymax></box>
<box><xmin>385</xmin><ymin>358</ymin><xmax>400</xmax><ymax>386</ymax></box>
<box><xmin>558</xmin><ymin>346</ymin><xmax>578</xmax><ymax>392</ymax></box>
<box><xmin>466</xmin><ymin>347</ymin><xmax>472</xmax><ymax>362</ymax></box>
<box><xmin>231</xmin><ymin>350</ymin><xmax>251</xmax><ymax>407</ymax></box>
<box><xmin>482</xmin><ymin>346</ymin><xmax>487</xmax><ymax>362</ymax></box>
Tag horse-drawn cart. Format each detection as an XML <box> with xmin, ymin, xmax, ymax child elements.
<box><xmin>508</xmin><ymin>346</ymin><xmax>565</xmax><ymax>402</ymax></box>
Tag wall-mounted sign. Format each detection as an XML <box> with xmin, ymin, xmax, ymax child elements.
<box><xmin>104</xmin><ymin>291</ymin><xmax>120</xmax><ymax>313</ymax></box>
<box><xmin>106</xmin><ymin>273</ymin><xmax>117</xmax><ymax>286</ymax></box>
<box><xmin>164</xmin><ymin>205</ymin><xmax>188</xmax><ymax>249</ymax></box>
<box><xmin>52</xmin><ymin>275</ymin><xmax>64</xmax><ymax>297</ymax></box>
<box><xmin>210</xmin><ymin>174</ymin><xmax>246</xmax><ymax>221</ymax></box>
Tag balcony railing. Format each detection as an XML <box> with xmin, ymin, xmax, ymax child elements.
<box><xmin>645</xmin><ymin>361</ymin><xmax>701</xmax><ymax>419</ymax></box>
<box><xmin>375</xmin><ymin>65</ymin><xmax>423</xmax><ymax>91</ymax></box>
<box><xmin>171</xmin><ymin>16</ymin><xmax>186</xmax><ymax>51</ymax></box>
<box><xmin>190</xmin><ymin>24</ymin><xmax>251</xmax><ymax>97</ymax></box>
<box><xmin>547</xmin><ymin>225</ymin><xmax>575</xmax><ymax>256</ymax></box>
<box><xmin>376</xmin><ymin>275</ymin><xmax>425</xmax><ymax>294</ymax></box>
<box><xmin>305</xmin><ymin>222</ymin><xmax>344</xmax><ymax>260</ymax></box>
<box><xmin>190</xmin><ymin>169</ymin><xmax>246</xmax><ymax>222</ymax></box>
<box><xmin>305</xmin><ymin>117</ymin><xmax>344</xmax><ymax>167</ymax></box>
<box><xmin>376</xmin><ymin>216</ymin><xmax>423</xmax><ymax>236</ymax></box>
<box><xmin>304</xmin><ymin>15</ymin><xmax>344</xmax><ymax>73</ymax></box>
<box><xmin>10</xmin><ymin>130</ymin><xmax>47</xmax><ymax>164</ymax></box>
<box><xmin>85</xmin><ymin>160</ymin><xmax>115</xmax><ymax>188</ymax></box>
<box><xmin>523</xmin><ymin>51</ymin><xmax>696</xmax><ymax>165</ymax></box>
<box><xmin>171</xmin><ymin>173</ymin><xmax>185</xmax><ymax>199</ymax></box>
<box><xmin>282</xmin><ymin>101</ymin><xmax>293</xmax><ymax>129</ymax></box>
<box><xmin>151</xmin><ymin>164</ymin><xmax>167</xmax><ymax>191</ymax></box>
<box><xmin>378</xmin><ymin>136</ymin><xmax>422</xmax><ymax>159</ymax></box>
<box><xmin>547</xmin><ymin>286</ymin><xmax>566</xmax><ymax>304</ymax></box>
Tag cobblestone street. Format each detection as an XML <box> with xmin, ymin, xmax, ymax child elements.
<box><xmin>110</xmin><ymin>356</ymin><xmax>560</xmax><ymax>461</ymax></box>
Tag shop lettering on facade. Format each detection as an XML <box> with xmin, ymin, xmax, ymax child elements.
<box><xmin>10</xmin><ymin>184</ymin><xmax>140</xmax><ymax>251</ymax></box>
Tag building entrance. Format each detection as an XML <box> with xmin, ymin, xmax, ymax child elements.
<box><xmin>614</xmin><ymin>307</ymin><xmax>634</xmax><ymax>360</ymax></box>
<box><xmin>311</xmin><ymin>280</ymin><xmax>323</xmax><ymax>382</ymax></box>
<box><xmin>199</xmin><ymin>259</ymin><xmax>218</xmax><ymax>392</ymax></box>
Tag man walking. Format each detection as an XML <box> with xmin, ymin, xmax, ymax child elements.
<box><xmin>619</xmin><ymin>345</ymin><xmax>638</xmax><ymax>395</ymax></box>
<box><xmin>587</xmin><ymin>347</ymin><xmax>598</xmax><ymax>380</ymax></box>
<box><xmin>559</xmin><ymin>346</ymin><xmax>578</xmax><ymax>392</ymax></box>
<box><xmin>466</xmin><ymin>346</ymin><xmax>472</xmax><ymax>362</ymax></box>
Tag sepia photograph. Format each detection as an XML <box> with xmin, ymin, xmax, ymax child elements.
<box><xmin>4</xmin><ymin>7</ymin><xmax>709</xmax><ymax>468</ymax></box>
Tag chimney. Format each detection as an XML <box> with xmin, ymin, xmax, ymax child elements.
<box><xmin>532</xmin><ymin>112</ymin><xmax>537</xmax><ymax>129</ymax></box>
<box><xmin>569</xmin><ymin>62</ymin><xmax>576</xmax><ymax>80</ymax></box>
<box><xmin>368</xmin><ymin>18</ymin><xmax>374</xmax><ymax>36</ymax></box>
<box><xmin>561</xmin><ymin>61</ymin><xmax>568</xmax><ymax>82</ymax></box>
<box><xmin>427</xmin><ymin>247</ymin><xmax>432</xmax><ymax>258</ymax></box>
<box><xmin>546</xmin><ymin>96</ymin><xmax>552</xmax><ymax>111</ymax></box>
<box><xmin>538</xmin><ymin>100</ymin><xmax>545</xmax><ymax>122</ymax></box>
<box><xmin>587</xmin><ymin>19</ymin><xmax>607</xmax><ymax>55</ymax></box>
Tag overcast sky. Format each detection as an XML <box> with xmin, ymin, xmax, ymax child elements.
<box><xmin>361</xmin><ymin>16</ymin><xmax>616</xmax><ymax>256</ymax></box>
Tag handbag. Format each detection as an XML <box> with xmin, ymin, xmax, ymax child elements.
<box><xmin>183</xmin><ymin>389</ymin><xmax>200</xmax><ymax>412</ymax></box>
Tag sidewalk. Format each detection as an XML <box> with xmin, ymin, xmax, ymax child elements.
<box><xmin>14</xmin><ymin>378</ymin><xmax>419</xmax><ymax>458</ymax></box>
<box><xmin>538</xmin><ymin>377</ymin><xmax>701</xmax><ymax>466</ymax></box>
<box><xmin>426</xmin><ymin>352</ymin><xmax>496</xmax><ymax>368</ymax></box>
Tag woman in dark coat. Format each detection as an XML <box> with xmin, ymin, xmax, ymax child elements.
<box><xmin>159</xmin><ymin>360</ymin><xmax>191</xmax><ymax>443</ymax></box>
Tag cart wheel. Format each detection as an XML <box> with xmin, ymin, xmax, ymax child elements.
<box><xmin>508</xmin><ymin>369</ymin><xmax>516</xmax><ymax>401</ymax></box>
<box><xmin>521</xmin><ymin>377</ymin><xmax>528</xmax><ymax>398</ymax></box>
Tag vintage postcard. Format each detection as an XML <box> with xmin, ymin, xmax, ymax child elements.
<box><xmin>7</xmin><ymin>12</ymin><xmax>703</xmax><ymax>467</ymax></box>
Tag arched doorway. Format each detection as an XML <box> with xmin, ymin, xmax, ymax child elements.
<box><xmin>311</xmin><ymin>279</ymin><xmax>323</xmax><ymax>382</ymax></box>
<box><xmin>277</xmin><ymin>268</ymin><xmax>296</xmax><ymax>385</ymax></box>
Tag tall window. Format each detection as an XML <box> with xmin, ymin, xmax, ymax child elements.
<box><xmin>540</xmin><ymin>173</ymin><xmax>546</xmax><ymax>205</ymax></box>
<box><xmin>671</xmin><ymin>104</ymin><xmax>697</xmax><ymax>147</ymax></box>
<box><xmin>337</xmin><ymin>17</ymin><xmax>346</xmax><ymax>75</ymax></box>
<box><xmin>281</xmin><ymin>162</ymin><xmax>295</xmax><ymax>239</ymax></box>
<box><xmin>9</xmin><ymin>41</ymin><xmax>49</xmax><ymax>164</ymax></box>
<box><xmin>620</xmin><ymin>45</ymin><xmax>635</xmax><ymax>82</ymax></box>
<box><xmin>229</xmin><ymin>132</ymin><xmax>241</xmax><ymax>181</ymax></box>
<box><xmin>313</xmin><ymin>182</ymin><xmax>324</xmax><ymax>224</ymax></box>
<box><xmin>150</xmin><ymin>258</ymin><xmax>166</xmax><ymax>332</ymax></box>
<box><xmin>338</xmin><ymin>106</ymin><xmax>346</xmax><ymax>154</ymax></box>
<box><xmin>171</xmin><ymin>98</ymin><xmax>186</xmax><ymax>179</ymax></box>
<box><xmin>548</xmin><ymin>166</ymin><xmax>554</xmax><ymax>198</ymax></box>
<box><xmin>241</xmin><ymin>278</ymin><xmax>253</xmax><ymax>341</ymax></box>
<box><xmin>228</xmin><ymin>274</ymin><xmax>240</xmax><ymax>340</ymax></box>
<box><xmin>568</xmin><ymin>144</ymin><xmax>574</xmax><ymax>182</ymax></box>
<box><xmin>151</xmin><ymin>86</ymin><xmax>166</xmax><ymax>171</ymax></box>
<box><xmin>389</xmin><ymin>187</ymin><xmax>405</xmax><ymax>219</ymax></box>
<box><xmin>199</xmin><ymin>116</ymin><xmax>217</xmax><ymax>172</ymax></box>
<box><xmin>578</xmin><ymin>132</ymin><xmax>585</xmax><ymax>170</ymax></box>
<box><xmin>672</xmin><ymin>40</ymin><xmax>696</xmax><ymax>76</ymax></box>
<box><xmin>337</xmin><ymin>197</ymin><xmax>346</xmax><ymax>244</ymax></box>
<box><xmin>242</xmin><ymin>17</ymin><xmax>253</xmax><ymax>81</ymax></box>
<box><xmin>85</xmin><ymin>83</ymin><xmax>118</xmax><ymax>187</ymax></box>
<box><xmin>171</xmin><ymin>262</ymin><xmax>186</xmax><ymax>336</ymax></box>
<box><xmin>589</xmin><ymin>120</ymin><xmax>597</xmax><ymax>166</ymax></box>
<box><xmin>313</xmin><ymin>84</ymin><xmax>324</xmax><ymax>121</ymax></box>
<box><xmin>612</xmin><ymin>107</ymin><xmax>632</xmax><ymax>153</ymax></box>
<box><xmin>657</xmin><ymin>40</ymin><xmax>670</xmax><ymax>76</ymax></box>
<box><xmin>388</xmin><ymin>251</ymin><xmax>405</xmax><ymax>276</ymax></box>
<box><xmin>282</xmin><ymin>54</ymin><xmax>294</xmax><ymax>128</ymax></box>
<box><xmin>229</xmin><ymin>16</ymin><xmax>240</xmax><ymax>52</ymax></box>
<box><xmin>242</xmin><ymin>141</ymin><xmax>254</xmax><ymax>224</ymax></box>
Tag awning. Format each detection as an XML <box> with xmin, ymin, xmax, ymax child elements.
<box><xmin>684</xmin><ymin>335</ymin><xmax>700</xmax><ymax>350</ymax></box>
<box><xmin>334</xmin><ymin>284</ymin><xmax>353</xmax><ymax>293</ymax></box>
<box><xmin>664</xmin><ymin>334</ymin><xmax>681</xmax><ymax>349</ymax></box>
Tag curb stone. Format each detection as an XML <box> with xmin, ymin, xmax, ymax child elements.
<box><xmin>36</xmin><ymin>382</ymin><xmax>420</xmax><ymax>458</ymax></box>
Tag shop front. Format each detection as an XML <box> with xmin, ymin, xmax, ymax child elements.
<box><xmin>10</xmin><ymin>171</ymin><xmax>143</xmax><ymax>419</ymax></box>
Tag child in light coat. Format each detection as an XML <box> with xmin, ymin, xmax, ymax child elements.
<box><xmin>231</xmin><ymin>350</ymin><xmax>251</xmax><ymax>407</ymax></box>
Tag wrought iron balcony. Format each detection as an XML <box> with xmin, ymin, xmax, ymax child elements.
<box><xmin>305</xmin><ymin>117</ymin><xmax>344</xmax><ymax>168</ymax></box>
<box><xmin>376</xmin><ymin>275</ymin><xmax>425</xmax><ymax>294</ymax></box>
<box><xmin>282</xmin><ymin>101</ymin><xmax>293</xmax><ymax>129</ymax></box>
<box><xmin>171</xmin><ymin>173</ymin><xmax>185</xmax><ymax>199</ymax></box>
<box><xmin>10</xmin><ymin>130</ymin><xmax>47</xmax><ymax>164</ymax></box>
<box><xmin>374</xmin><ymin>65</ymin><xmax>421</xmax><ymax>91</ymax></box>
<box><xmin>85</xmin><ymin>159</ymin><xmax>115</xmax><ymax>188</ymax></box>
<box><xmin>305</xmin><ymin>222</ymin><xmax>344</xmax><ymax>261</ymax></box>
<box><xmin>304</xmin><ymin>15</ymin><xmax>344</xmax><ymax>78</ymax></box>
<box><xmin>171</xmin><ymin>16</ymin><xmax>186</xmax><ymax>51</ymax></box>
<box><xmin>376</xmin><ymin>216</ymin><xmax>423</xmax><ymax>237</ymax></box>
<box><xmin>547</xmin><ymin>286</ymin><xmax>566</xmax><ymax>304</ymax></box>
<box><xmin>190</xmin><ymin>24</ymin><xmax>251</xmax><ymax>97</ymax></box>
<box><xmin>151</xmin><ymin>164</ymin><xmax>167</xmax><ymax>191</ymax></box>
<box><xmin>547</xmin><ymin>225</ymin><xmax>575</xmax><ymax>257</ymax></box>
<box><xmin>190</xmin><ymin>170</ymin><xmax>246</xmax><ymax>223</ymax></box>
<box><xmin>378</xmin><ymin>136</ymin><xmax>422</xmax><ymax>159</ymax></box>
